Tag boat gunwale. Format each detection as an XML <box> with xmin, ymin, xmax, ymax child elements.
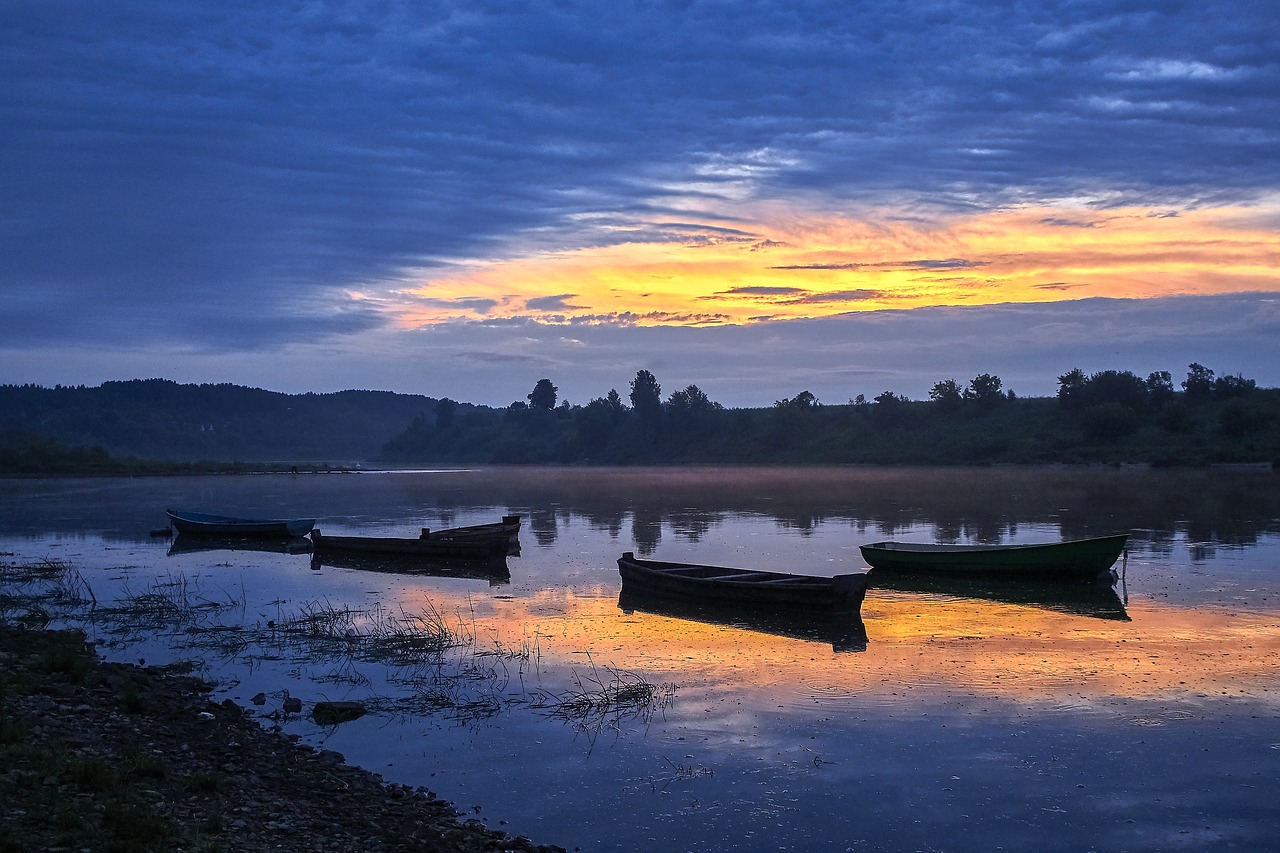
<box><xmin>858</xmin><ymin>533</ymin><xmax>1128</xmax><ymax>578</ymax></box>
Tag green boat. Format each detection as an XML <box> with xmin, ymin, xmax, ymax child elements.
<box><xmin>859</xmin><ymin>533</ymin><xmax>1128</xmax><ymax>580</ymax></box>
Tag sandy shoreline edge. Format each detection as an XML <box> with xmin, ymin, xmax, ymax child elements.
<box><xmin>0</xmin><ymin>625</ymin><xmax>566</xmax><ymax>852</ymax></box>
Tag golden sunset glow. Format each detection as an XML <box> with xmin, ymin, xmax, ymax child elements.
<box><xmin>390</xmin><ymin>202</ymin><xmax>1280</xmax><ymax>328</ymax></box>
<box><xmin>401</xmin><ymin>585</ymin><xmax>1280</xmax><ymax>709</ymax></box>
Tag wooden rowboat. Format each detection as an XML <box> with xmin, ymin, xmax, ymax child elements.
<box><xmin>617</xmin><ymin>552</ymin><xmax>868</xmax><ymax>610</ymax></box>
<box><xmin>421</xmin><ymin>515</ymin><xmax>521</xmax><ymax>554</ymax></box>
<box><xmin>859</xmin><ymin>534</ymin><xmax>1128</xmax><ymax>579</ymax></box>
<box><xmin>310</xmin><ymin>528</ymin><xmax>506</xmax><ymax>560</ymax></box>
<box><xmin>165</xmin><ymin>509</ymin><xmax>317</xmax><ymax>538</ymax></box>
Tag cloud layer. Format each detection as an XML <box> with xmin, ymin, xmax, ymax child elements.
<box><xmin>2</xmin><ymin>1</ymin><xmax>1278</xmax><ymax>398</ymax></box>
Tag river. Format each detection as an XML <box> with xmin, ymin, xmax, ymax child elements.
<box><xmin>1</xmin><ymin>465</ymin><xmax>1277</xmax><ymax>851</ymax></box>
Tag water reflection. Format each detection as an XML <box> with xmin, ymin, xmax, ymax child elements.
<box><xmin>167</xmin><ymin>533</ymin><xmax>314</xmax><ymax>556</ymax></box>
<box><xmin>3</xmin><ymin>468</ymin><xmax>1280</xmax><ymax>852</ymax></box>
<box><xmin>2</xmin><ymin>467</ymin><xmax>1278</xmax><ymax>554</ymax></box>
<box><xmin>865</xmin><ymin>568</ymin><xmax>1131</xmax><ymax>621</ymax></box>
<box><xmin>617</xmin><ymin>586</ymin><xmax>869</xmax><ymax>652</ymax></box>
<box><xmin>308</xmin><ymin>551</ymin><xmax>511</xmax><ymax>586</ymax></box>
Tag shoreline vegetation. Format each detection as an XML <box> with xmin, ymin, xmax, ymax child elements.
<box><xmin>3</xmin><ymin>363</ymin><xmax>1279</xmax><ymax>473</ymax></box>
<box><xmin>0</xmin><ymin>624</ymin><xmax>566</xmax><ymax>853</ymax></box>
<box><xmin>0</xmin><ymin>555</ymin><xmax>673</xmax><ymax>852</ymax></box>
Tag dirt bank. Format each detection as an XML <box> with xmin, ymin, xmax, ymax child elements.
<box><xmin>0</xmin><ymin>625</ymin><xmax>566</xmax><ymax>852</ymax></box>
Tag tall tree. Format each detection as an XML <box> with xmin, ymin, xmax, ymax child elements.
<box><xmin>1057</xmin><ymin>368</ymin><xmax>1088</xmax><ymax>409</ymax></box>
<box><xmin>929</xmin><ymin>379</ymin><xmax>963</xmax><ymax>412</ymax></box>
<box><xmin>964</xmin><ymin>373</ymin><xmax>1006</xmax><ymax>408</ymax></box>
<box><xmin>629</xmin><ymin>370</ymin><xmax>662</xmax><ymax>421</ymax></box>
<box><xmin>1183</xmin><ymin>363</ymin><xmax>1215</xmax><ymax>401</ymax></box>
<box><xmin>527</xmin><ymin>378</ymin><xmax>558</xmax><ymax>410</ymax></box>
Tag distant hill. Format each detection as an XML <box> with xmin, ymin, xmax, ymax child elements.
<box><xmin>5</xmin><ymin>367</ymin><xmax>1279</xmax><ymax>470</ymax></box>
<box><xmin>0</xmin><ymin>379</ymin><xmax>448</xmax><ymax>464</ymax></box>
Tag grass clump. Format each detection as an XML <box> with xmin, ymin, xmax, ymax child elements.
<box><xmin>542</xmin><ymin>654</ymin><xmax>675</xmax><ymax>736</ymax></box>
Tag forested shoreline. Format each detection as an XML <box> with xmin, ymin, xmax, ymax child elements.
<box><xmin>3</xmin><ymin>364</ymin><xmax>1278</xmax><ymax>473</ymax></box>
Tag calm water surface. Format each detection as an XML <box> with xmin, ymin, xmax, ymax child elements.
<box><xmin>2</xmin><ymin>466</ymin><xmax>1278</xmax><ymax>851</ymax></box>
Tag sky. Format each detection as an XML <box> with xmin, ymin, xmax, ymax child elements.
<box><xmin>3</xmin><ymin>0</ymin><xmax>1279</xmax><ymax>408</ymax></box>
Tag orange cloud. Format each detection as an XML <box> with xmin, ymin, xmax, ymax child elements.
<box><xmin>386</xmin><ymin>202</ymin><xmax>1280</xmax><ymax>328</ymax></box>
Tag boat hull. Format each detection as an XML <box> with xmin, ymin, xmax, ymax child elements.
<box><xmin>421</xmin><ymin>515</ymin><xmax>522</xmax><ymax>555</ymax></box>
<box><xmin>166</xmin><ymin>509</ymin><xmax>317</xmax><ymax>538</ymax></box>
<box><xmin>617</xmin><ymin>552</ymin><xmax>867</xmax><ymax>610</ymax></box>
<box><xmin>859</xmin><ymin>534</ymin><xmax>1128</xmax><ymax>579</ymax></box>
<box><xmin>311</xmin><ymin>529</ymin><xmax>505</xmax><ymax>560</ymax></box>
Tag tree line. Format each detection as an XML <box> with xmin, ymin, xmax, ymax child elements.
<box><xmin>2</xmin><ymin>365</ymin><xmax>1275</xmax><ymax>472</ymax></box>
<box><xmin>379</xmin><ymin>363</ymin><xmax>1279</xmax><ymax>466</ymax></box>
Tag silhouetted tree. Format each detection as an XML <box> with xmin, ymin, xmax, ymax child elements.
<box><xmin>774</xmin><ymin>390</ymin><xmax>818</xmax><ymax>409</ymax></box>
<box><xmin>630</xmin><ymin>370</ymin><xmax>662</xmax><ymax>428</ymax></box>
<box><xmin>1082</xmin><ymin>370</ymin><xmax>1149</xmax><ymax>412</ymax></box>
<box><xmin>964</xmin><ymin>374</ymin><xmax>1005</xmax><ymax>408</ymax></box>
<box><xmin>929</xmin><ymin>379</ymin><xmax>963</xmax><ymax>412</ymax></box>
<box><xmin>1213</xmin><ymin>373</ymin><xmax>1256</xmax><ymax>398</ymax></box>
<box><xmin>527</xmin><ymin>378</ymin><xmax>558</xmax><ymax>410</ymax></box>
<box><xmin>667</xmin><ymin>385</ymin><xmax>721</xmax><ymax>417</ymax></box>
<box><xmin>1183</xmin><ymin>363</ymin><xmax>1215</xmax><ymax>401</ymax></box>
<box><xmin>870</xmin><ymin>390</ymin><xmax>910</xmax><ymax>427</ymax></box>
<box><xmin>1057</xmin><ymin>368</ymin><xmax>1088</xmax><ymax>410</ymax></box>
<box><xmin>1146</xmin><ymin>371</ymin><xmax>1175</xmax><ymax>406</ymax></box>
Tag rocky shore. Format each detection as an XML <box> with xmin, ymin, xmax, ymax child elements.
<box><xmin>0</xmin><ymin>625</ymin><xmax>566</xmax><ymax>852</ymax></box>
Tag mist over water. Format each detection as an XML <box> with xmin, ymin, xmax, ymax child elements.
<box><xmin>2</xmin><ymin>466</ymin><xmax>1278</xmax><ymax>851</ymax></box>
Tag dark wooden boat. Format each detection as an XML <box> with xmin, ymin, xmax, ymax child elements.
<box><xmin>617</xmin><ymin>552</ymin><xmax>868</xmax><ymax>610</ymax></box>
<box><xmin>866</xmin><ymin>569</ymin><xmax>1130</xmax><ymax>621</ymax></box>
<box><xmin>859</xmin><ymin>534</ymin><xmax>1128</xmax><ymax>579</ymax></box>
<box><xmin>618</xmin><ymin>587</ymin><xmax>868</xmax><ymax>652</ymax></box>
<box><xmin>310</xmin><ymin>528</ymin><xmax>506</xmax><ymax>560</ymax></box>
<box><xmin>166</xmin><ymin>509</ymin><xmax>317</xmax><ymax>538</ymax></box>
<box><xmin>421</xmin><ymin>515</ymin><xmax>522</xmax><ymax>555</ymax></box>
<box><xmin>309</xmin><ymin>551</ymin><xmax>510</xmax><ymax>586</ymax></box>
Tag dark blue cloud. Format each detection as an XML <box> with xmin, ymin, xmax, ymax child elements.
<box><xmin>1</xmin><ymin>0</ymin><xmax>1277</xmax><ymax>375</ymax></box>
<box><xmin>525</xmin><ymin>294</ymin><xmax>583</xmax><ymax>311</ymax></box>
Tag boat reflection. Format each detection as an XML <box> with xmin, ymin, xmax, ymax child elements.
<box><xmin>866</xmin><ymin>568</ymin><xmax>1130</xmax><ymax>621</ymax></box>
<box><xmin>168</xmin><ymin>533</ymin><xmax>314</xmax><ymax>556</ymax></box>
<box><xmin>309</xmin><ymin>551</ymin><xmax>511</xmax><ymax>586</ymax></box>
<box><xmin>617</xmin><ymin>585</ymin><xmax>869</xmax><ymax>652</ymax></box>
